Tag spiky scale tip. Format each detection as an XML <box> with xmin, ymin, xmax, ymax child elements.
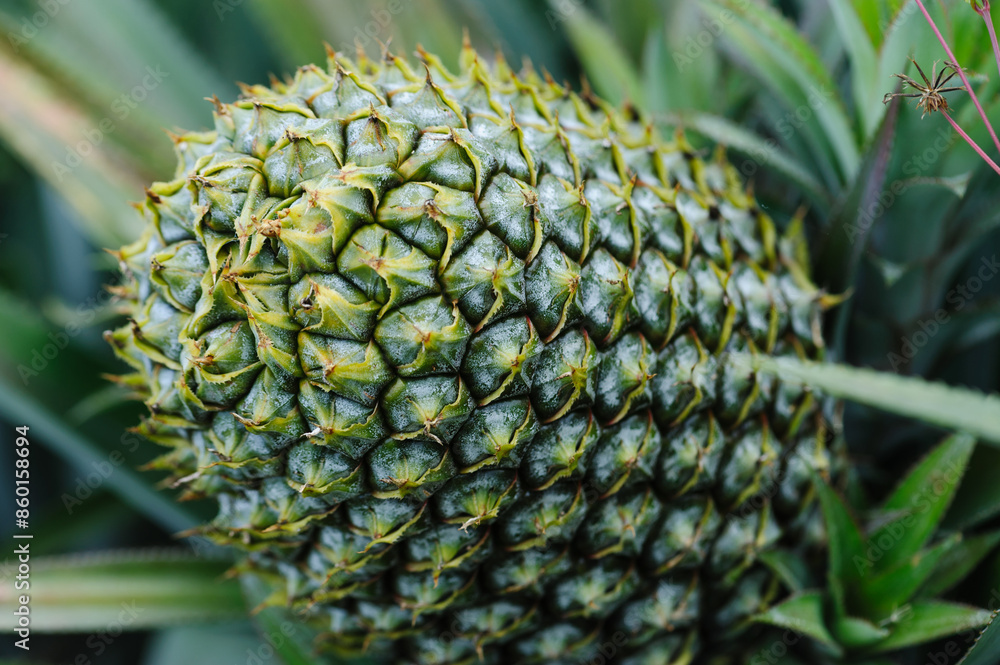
<box><xmin>109</xmin><ymin>42</ymin><xmax>837</xmax><ymax>664</ymax></box>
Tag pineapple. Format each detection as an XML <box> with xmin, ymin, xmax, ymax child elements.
<box><xmin>107</xmin><ymin>41</ymin><xmax>838</xmax><ymax>663</ymax></box>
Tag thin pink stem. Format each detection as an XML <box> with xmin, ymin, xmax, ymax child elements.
<box><xmin>914</xmin><ymin>0</ymin><xmax>1000</xmax><ymax>155</ymax></box>
<box><xmin>977</xmin><ymin>4</ymin><xmax>1000</xmax><ymax>88</ymax></box>
<box><xmin>942</xmin><ymin>110</ymin><xmax>1000</xmax><ymax>176</ymax></box>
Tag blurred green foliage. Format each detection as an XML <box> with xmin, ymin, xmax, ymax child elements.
<box><xmin>0</xmin><ymin>0</ymin><xmax>999</xmax><ymax>663</ymax></box>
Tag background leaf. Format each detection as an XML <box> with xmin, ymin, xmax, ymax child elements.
<box><xmin>557</xmin><ymin>2</ymin><xmax>645</xmax><ymax>108</ymax></box>
<box><xmin>736</xmin><ymin>355</ymin><xmax>1000</xmax><ymax>444</ymax></box>
<box><xmin>960</xmin><ymin>611</ymin><xmax>1000</xmax><ymax>665</ymax></box>
<box><xmin>0</xmin><ymin>551</ymin><xmax>243</xmax><ymax>633</ymax></box>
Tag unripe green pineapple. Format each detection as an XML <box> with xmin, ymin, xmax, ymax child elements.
<box><xmin>108</xmin><ymin>41</ymin><xmax>838</xmax><ymax>664</ymax></box>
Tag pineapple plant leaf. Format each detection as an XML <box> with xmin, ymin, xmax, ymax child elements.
<box><xmin>755</xmin><ymin>590</ymin><xmax>842</xmax><ymax>652</ymax></box>
<box><xmin>695</xmin><ymin>0</ymin><xmax>861</xmax><ymax>184</ymax></box>
<box><xmin>0</xmin><ymin>550</ymin><xmax>243</xmax><ymax>632</ymax></box>
<box><xmin>948</xmin><ymin>446</ymin><xmax>1000</xmax><ymax>530</ymax></box>
<box><xmin>821</xmin><ymin>93</ymin><xmax>901</xmax><ymax>345</ymax></box>
<box><xmin>0</xmin><ymin>365</ymin><xmax>200</xmax><ymax>533</ymax></box>
<box><xmin>738</xmin><ymin>355</ymin><xmax>1000</xmax><ymax>443</ymax></box>
<box><xmin>870</xmin><ymin>601</ymin><xmax>992</xmax><ymax>652</ymax></box>
<box><xmin>758</xmin><ymin>433</ymin><xmax>991</xmax><ymax>657</ymax></box>
<box><xmin>0</xmin><ymin>44</ymin><xmax>145</xmax><ymax>246</ymax></box>
<box><xmin>920</xmin><ymin>529</ymin><xmax>1000</xmax><ymax>597</ymax></box>
<box><xmin>556</xmin><ymin>2</ymin><xmax>646</xmax><ymax>107</ymax></box>
<box><xmin>960</xmin><ymin>610</ymin><xmax>1000</xmax><ymax>665</ymax></box>
<box><xmin>827</xmin><ymin>0</ymin><xmax>881</xmax><ymax>138</ymax></box>
<box><xmin>656</xmin><ymin>110</ymin><xmax>831</xmax><ymax>204</ymax></box>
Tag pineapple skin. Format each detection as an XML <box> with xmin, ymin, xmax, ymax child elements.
<box><xmin>108</xmin><ymin>42</ymin><xmax>834</xmax><ymax>664</ymax></box>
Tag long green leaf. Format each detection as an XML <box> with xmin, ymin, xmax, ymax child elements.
<box><xmin>825</xmin><ymin>0</ymin><xmax>880</xmax><ymax>138</ymax></box>
<box><xmin>815</xmin><ymin>477</ymin><xmax>868</xmax><ymax>617</ymax></box>
<box><xmin>0</xmin><ymin>551</ymin><xmax>243</xmax><ymax>632</ymax></box>
<box><xmin>558</xmin><ymin>2</ymin><xmax>645</xmax><ymax>108</ymax></box>
<box><xmin>755</xmin><ymin>591</ymin><xmax>841</xmax><ymax>651</ymax></box>
<box><xmin>2</xmin><ymin>0</ymin><xmax>225</xmax><ymax>130</ymax></box>
<box><xmin>861</xmin><ymin>534</ymin><xmax>960</xmax><ymax>621</ymax></box>
<box><xmin>0</xmin><ymin>45</ymin><xmax>144</xmax><ymax>246</ymax></box>
<box><xmin>0</xmin><ymin>373</ymin><xmax>199</xmax><ymax>534</ymax></box>
<box><xmin>877</xmin><ymin>0</ymin><xmax>934</xmax><ymax>112</ymax></box>
<box><xmin>873</xmin><ymin>601</ymin><xmax>991</xmax><ymax>652</ymax></box>
<box><xmin>922</xmin><ymin>531</ymin><xmax>1000</xmax><ymax>598</ymax></box>
<box><xmin>869</xmin><ymin>433</ymin><xmax>975</xmax><ymax>569</ymax></box>
<box><xmin>851</xmin><ymin>0</ymin><xmax>886</xmax><ymax>46</ymax></box>
<box><xmin>699</xmin><ymin>0</ymin><xmax>860</xmax><ymax>182</ymax></box>
<box><xmin>643</xmin><ymin>3</ymin><xmax>723</xmax><ymax>114</ymax></box>
<box><xmin>734</xmin><ymin>355</ymin><xmax>1000</xmax><ymax>444</ymax></box>
<box><xmin>759</xmin><ymin>549</ymin><xmax>815</xmax><ymax>592</ymax></box>
<box><xmin>821</xmin><ymin>94</ymin><xmax>900</xmax><ymax>356</ymax></box>
<box><xmin>833</xmin><ymin>614</ymin><xmax>890</xmax><ymax>649</ymax></box>
<box><xmin>658</xmin><ymin>111</ymin><xmax>831</xmax><ymax>205</ymax></box>
<box><xmin>960</xmin><ymin>611</ymin><xmax>1000</xmax><ymax>665</ymax></box>
<box><xmin>143</xmin><ymin>625</ymin><xmax>266</xmax><ymax>665</ymax></box>
<box><xmin>947</xmin><ymin>447</ymin><xmax>1000</xmax><ymax>530</ymax></box>
<box><xmin>693</xmin><ymin>12</ymin><xmax>837</xmax><ymax>190</ymax></box>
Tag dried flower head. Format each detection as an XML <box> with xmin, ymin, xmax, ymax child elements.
<box><xmin>884</xmin><ymin>59</ymin><xmax>966</xmax><ymax>117</ymax></box>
